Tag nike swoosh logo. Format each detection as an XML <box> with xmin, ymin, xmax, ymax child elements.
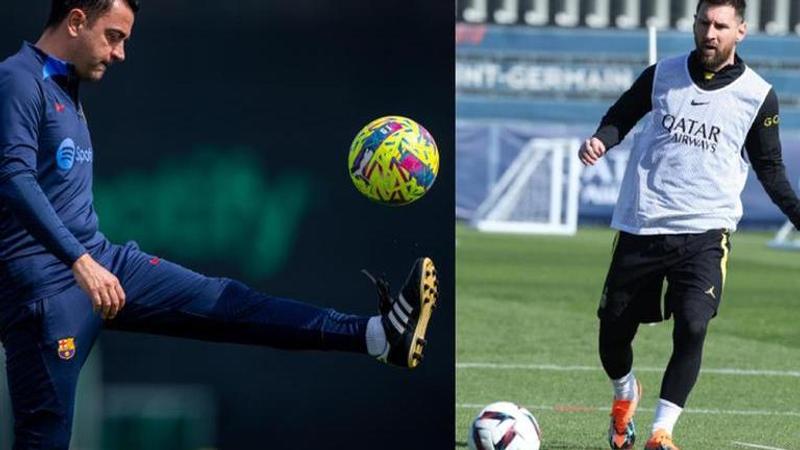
<box><xmin>691</xmin><ymin>100</ymin><xmax>710</xmax><ymax>106</ymax></box>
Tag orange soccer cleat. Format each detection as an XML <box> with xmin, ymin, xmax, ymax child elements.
<box><xmin>607</xmin><ymin>380</ymin><xmax>642</xmax><ymax>449</ymax></box>
<box><xmin>644</xmin><ymin>429</ymin><xmax>680</xmax><ymax>450</ymax></box>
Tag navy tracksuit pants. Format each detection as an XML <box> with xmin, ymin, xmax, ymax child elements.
<box><xmin>0</xmin><ymin>241</ymin><xmax>369</xmax><ymax>449</ymax></box>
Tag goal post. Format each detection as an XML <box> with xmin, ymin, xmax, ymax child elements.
<box><xmin>767</xmin><ymin>178</ymin><xmax>800</xmax><ymax>250</ymax></box>
<box><xmin>471</xmin><ymin>137</ymin><xmax>581</xmax><ymax>235</ymax></box>
<box><xmin>767</xmin><ymin>220</ymin><xmax>800</xmax><ymax>250</ymax></box>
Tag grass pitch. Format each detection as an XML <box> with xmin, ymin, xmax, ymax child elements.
<box><xmin>456</xmin><ymin>225</ymin><xmax>800</xmax><ymax>449</ymax></box>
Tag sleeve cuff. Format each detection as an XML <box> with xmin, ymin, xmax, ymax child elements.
<box><xmin>592</xmin><ymin>127</ymin><xmax>617</xmax><ymax>150</ymax></box>
<box><xmin>62</xmin><ymin>244</ymin><xmax>87</xmax><ymax>267</ymax></box>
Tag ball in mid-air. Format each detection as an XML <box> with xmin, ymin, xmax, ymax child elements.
<box><xmin>348</xmin><ymin>116</ymin><xmax>439</xmax><ymax>205</ymax></box>
<box><xmin>468</xmin><ymin>402</ymin><xmax>542</xmax><ymax>450</ymax></box>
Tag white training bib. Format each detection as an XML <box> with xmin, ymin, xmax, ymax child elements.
<box><xmin>612</xmin><ymin>53</ymin><xmax>771</xmax><ymax>234</ymax></box>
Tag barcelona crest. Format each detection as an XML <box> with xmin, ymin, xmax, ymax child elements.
<box><xmin>57</xmin><ymin>337</ymin><xmax>76</xmax><ymax>360</ymax></box>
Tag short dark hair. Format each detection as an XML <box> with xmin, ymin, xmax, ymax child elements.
<box><xmin>46</xmin><ymin>0</ymin><xmax>140</xmax><ymax>29</ymax></box>
<box><xmin>696</xmin><ymin>0</ymin><xmax>746</xmax><ymax>20</ymax></box>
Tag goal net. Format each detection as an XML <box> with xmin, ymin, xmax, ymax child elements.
<box><xmin>471</xmin><ymin>137</ymin><xmax>581</xmax><ymax>235</ymax></box>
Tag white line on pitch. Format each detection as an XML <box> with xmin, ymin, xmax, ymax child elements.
<box><xmin>456</xmin><ymin>403</ymin><xmax>800</xmax><ymax>418</ymax></box>
<box><xmin>732</xmin><ymin>441</ymin><xmax>789</xmax><ymax>450</ymax></box>
<box><xmin>456</xmin><ymin>362</ymin><xmax>800</xmax><ymax>378</ymax></box>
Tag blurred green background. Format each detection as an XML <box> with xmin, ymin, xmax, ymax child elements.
<box><xmin>95</xmin><ymin>149</ymin><xmax>312</xmax><ymax>279</ymax></box>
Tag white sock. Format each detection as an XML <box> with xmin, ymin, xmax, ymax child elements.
<box><xmin>652</xmin><ymin>398</ymin><xmax>683</xmax><ymax>435</ymax></box>
<box><xmin>365</xmin><ymin>316</ymin><xmax>387</xmax><ymax>357</ymax></box>
<box><xmin>611</xmin><ymin>372</ymin><xmax>638</xmax><ymax>401</ymax></box>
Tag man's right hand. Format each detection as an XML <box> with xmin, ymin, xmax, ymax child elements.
<box><xmin>578</xmin><ymin>137</ymin><xmax>607</xmax><ymax>166</ymax></box>
<box><xmin>71</xmin><ymin>253</ymin><xmax>126</xmax><ymax>320</ymax></box>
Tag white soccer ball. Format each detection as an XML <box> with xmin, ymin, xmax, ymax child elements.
<box><xmin>467</xmin><ymin>401</ymin><xmax>542</xmax><ymax>450</ymax></box>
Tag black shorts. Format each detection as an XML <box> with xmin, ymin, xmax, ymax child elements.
<box><xmin>597</xmin><ymin>229</ymin><xmax>731</xmax><ymax>324</ymax></box>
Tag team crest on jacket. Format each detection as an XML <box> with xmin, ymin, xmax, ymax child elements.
<box><xmin>57</xmin><ymin>337</ymin><xmax>76</xmax><ymax>360</ymax></box>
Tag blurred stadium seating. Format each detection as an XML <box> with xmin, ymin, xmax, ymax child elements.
<box><xmin>458</xmin><ymin>0</ymin><xmax>800</xmax><ymax>35</ymax></box>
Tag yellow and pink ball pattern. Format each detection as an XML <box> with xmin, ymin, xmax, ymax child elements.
<box><xmin>348</xmin><ymin>116</ymin><xmax>439</xmax><ymax>205</ymax></box>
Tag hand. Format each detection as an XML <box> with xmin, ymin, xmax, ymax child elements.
<box><xmin>71</xmin><ymin>253</ymin><xmax>126</xmax><ymax>320</ymax></box>
<box><xmin>578</xmin><ymin>137</ymin><xmax>607</xmax><ymax>166</ymax></box>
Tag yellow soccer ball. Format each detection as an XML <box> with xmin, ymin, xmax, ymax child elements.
<box><xmin>348</xmin><ymin>116</ymin><xmax>439</xmax><ymax>205</ymax></box>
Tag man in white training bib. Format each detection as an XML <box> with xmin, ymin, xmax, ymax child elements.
<box><xmin>578</xmin><ymin>1</ymin><xmax>800</xmax><ymax>449</ymax></box>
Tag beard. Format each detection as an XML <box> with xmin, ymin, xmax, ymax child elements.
<box><xmin>76</xmin><ymin>62</ymin><xmax>108</xmax><ymax>82</ymax></box>
<box><xmin>694</xmin><ymin>37</ymin><xmax>735</xmax><ymax>71</ymax></box>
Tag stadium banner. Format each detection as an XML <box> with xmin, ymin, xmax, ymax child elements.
<box><xmin>456</xmin><ymin>24</ymin><xmax>800</xmax><ymax>126</ymax></box>
<box><xmin>457</xmin><ymin>120</ymin><xmax>800</xmax><ymax>226</ymax></box>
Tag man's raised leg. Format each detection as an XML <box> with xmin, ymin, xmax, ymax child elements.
<box><xmin>103</xmin><ymin>242</ymin><xmax>438</xmax><ymax>368</ymax></box>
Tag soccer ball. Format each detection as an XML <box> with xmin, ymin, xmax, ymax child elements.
<box><xmin>467</xmin><ymin>402</ymin><xmax>542</xmax><ymax>450</ymax></box>
<box><xmin>348</xmin><ymin>115</ymin><xmax>439</xmax><ymax>205</ymax></box>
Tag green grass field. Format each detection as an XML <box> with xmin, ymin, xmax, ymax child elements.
<box><xmin>456</xmin><ymin>225</ymin><xmax>800</xmax><ymax>449</ymax></box>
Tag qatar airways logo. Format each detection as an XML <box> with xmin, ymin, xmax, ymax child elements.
<box><xmin>56</xmin><ymin>138</ymin><xmax>93</xmax><ymax>171</ymax></box>
<box><xmin>661</xmin><ymin>114</ymin><xmax>721</xmax><ymax>153</ymax></box>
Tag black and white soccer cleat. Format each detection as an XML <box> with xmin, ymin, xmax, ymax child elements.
<box><xmin>363</xmin><ymin>257</ymin><xmax>438</xmax><ymax>368</ymax></box>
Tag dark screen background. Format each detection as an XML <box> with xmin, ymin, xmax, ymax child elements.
<box><xmin>1</xmin><ymin>2</ymin><xmax>454</xmax><ymax>449</ymax></box>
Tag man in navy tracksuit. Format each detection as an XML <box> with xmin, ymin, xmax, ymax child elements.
<box><xmin>0</xmin><ymin>1</ymin><xmax>439</xmax><ymax>448</ymax></box>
